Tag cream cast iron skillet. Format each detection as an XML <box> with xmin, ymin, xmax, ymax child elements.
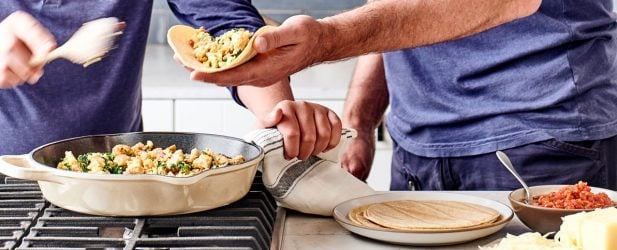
<box><xmin>0</xmin><ymin>132</ymin><xmax>264</xmax><ymax>216</ymax></box>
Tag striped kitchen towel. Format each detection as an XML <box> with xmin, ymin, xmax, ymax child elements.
<box><xmin>244</xmin><ymin>128</ymin><xmax>375</xmax><ymax>216</ymax></box>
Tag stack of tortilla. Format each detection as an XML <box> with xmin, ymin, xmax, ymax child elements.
<box><xmin>348</xmin><ymin>200</ymin><xmax>500</xmax><ymax>231</ymax></box>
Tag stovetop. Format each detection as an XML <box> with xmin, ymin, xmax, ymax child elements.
<box><xmin>0</xmin><ymin>173</ymin><xmax>278</xmax><ymax>250</ymax></box>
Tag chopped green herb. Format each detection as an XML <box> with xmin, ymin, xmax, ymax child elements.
<box><xmin>103</xmin><ymin>152</ymin><xmax>115</xmax><ymax>161</ymax></box>
<box><xmin>232</xmin><ymin>50</ymin><xmax>243</xmax><ymax>58</ymax></box>
<box><xmin>111</xmin><ymin>165</ymin><xmax>124</xmax><ymax>174</ymax></box>
<box><xmin>77</xmin><ymin>153</ymin><xmax>91</xmax><ymax>172</ymax></box>
<box><xmin>103</xmin><ymin>160</ymin><xmax>123</xmax><ymax>174</ymax></box>
<box><xmin>179</xmin><ymin>162</ymin><xmax>190</xmax><ymax>175</ymax></box>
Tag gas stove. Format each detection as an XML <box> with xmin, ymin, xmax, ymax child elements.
<box><xmin>0</xmin><ymin>173</ymin><xmax>282</xmax><ymax>250</ymax></box>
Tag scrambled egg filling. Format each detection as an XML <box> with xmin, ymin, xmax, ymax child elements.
<box><xmin>190</xmin><ymin>27</ymin><xmax>252</xmax><ymax>69</ymax></box>
<box><xmin>57</xmin><ymin>141</ymin><xmax>245</xmax><ymax>177</ymax></box>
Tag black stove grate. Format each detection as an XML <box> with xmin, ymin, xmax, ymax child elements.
<box><xmin>0</xmin><ymin>176</ymin><xmax>45</xmax><ymax>250</ymax></box>
<box><xmin>0</xmin><ymin>173</ymin><xmax>276</xmax><ymax>250</ymax></box>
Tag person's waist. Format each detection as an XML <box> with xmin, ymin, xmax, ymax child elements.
<box><xmin>384</xmin><ymin>113</ymin><xmax>617</xmax><ymax>157</ymax></box>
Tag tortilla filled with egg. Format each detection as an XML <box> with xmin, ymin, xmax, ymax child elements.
<box><xmin>167</xmin><ymin>25</ymin><xmax>274</xmax><ymax>73</ymax></box>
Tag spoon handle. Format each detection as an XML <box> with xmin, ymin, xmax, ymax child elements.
<box><xmin>496</xmin><ymin>151</ymin><xmax>532</xmax><ymax>202</ymax></box>
<box><xmin>29</xmin><ymin>48</ymin><xmax>65</xmax><ymax>67</ymax></box>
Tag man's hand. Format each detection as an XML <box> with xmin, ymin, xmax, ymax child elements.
<box><xmin>189</xmin><ymin>15</ymin><xmax>326</xmax><ymax>87</ymax></box>
<box><xmin>0</xmin><ymin>11</ymin><xmax>56</xmax><ymax>88</ymax></box>
<box><xmin>340</xmin><ymin>129</ymin><xmax>375</xmax><ymax>180</ymax></box>
<box><xmin>258</xmin><ymin>100</ymin><xmax>342</xmax><ymax>160</ymax></box>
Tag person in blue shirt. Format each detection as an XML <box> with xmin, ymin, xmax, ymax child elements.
<box><xmin>0</xmin><ymin>1</ymin><xmax>342</xmax><ymax>160</ymax></box>
<box><xmin>187</xmin><ymin>0</ymin><xmax>617</xmax><ymax>190</ymax></box>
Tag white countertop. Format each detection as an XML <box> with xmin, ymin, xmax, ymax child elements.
<box><xmin>279</xmin><ymin>191</ymin><xmax>529</xmax><ymax>250</ymax></box>
<box><xmin>141</xmin><ymin>44</ymin><xmax>356</xmax><ymax>100</ymax></box>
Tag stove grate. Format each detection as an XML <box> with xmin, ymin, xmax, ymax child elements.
<box><xmin>0</xmin><ymin>177</ymin><xmax>44</xmax><ymax>250</ymax></box>
<box><xmin>5</xmin><ymin>173</ymin><xmax>276</xmax><ymax>250</ymax></box>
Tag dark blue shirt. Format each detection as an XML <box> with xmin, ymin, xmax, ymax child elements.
<box><xmin>384</xmin><ymin>0</ymin><xmax>617</xmax><ymax>157</ymax></box>
<box><xmin>0</xmin><ymin>0</ymin><xmax>264</xmax><ymax>154</ymax></box>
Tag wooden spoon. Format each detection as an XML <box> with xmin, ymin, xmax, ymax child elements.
<box><xmin>30</xmin><ymin>17</ymin><xmax>123</xmax><ymax>68</ymax></box>
<box><xmin>167</xmin><ymin>25</ymin><xmax>274</xmax><ymax>73</ymax></box>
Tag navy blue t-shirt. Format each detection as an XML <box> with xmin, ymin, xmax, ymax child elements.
<box><xmin>385</xmin><ymin>0</ymin><xmax>617</xmax><ymax>157</ymax></box>
<box><xmin>0</xmin><ymin>0</ymin><xmax>264</xmax><ymax>154</ymax></box>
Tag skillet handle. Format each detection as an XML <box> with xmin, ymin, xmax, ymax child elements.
<box><xmin>0</xmin><ymin>154</ymin><xmax>58</xmax><ymax>183</ymax></box>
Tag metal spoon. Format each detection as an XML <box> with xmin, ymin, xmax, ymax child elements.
<box><xmin>496</xmin><ymin>151</ymin><xmax>532</xmax><ymax>203</ymax></box>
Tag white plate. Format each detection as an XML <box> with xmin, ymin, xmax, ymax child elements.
<box><xmin>333</xmin><ymin>192</ymin><xmax>513</xmax><ymax>246</ymax></box>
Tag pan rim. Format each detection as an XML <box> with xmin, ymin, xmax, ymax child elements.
<box><xmin>27</xmin><ymin>131</ymin><xmax>264</xmax><ymax>183</ymax></box>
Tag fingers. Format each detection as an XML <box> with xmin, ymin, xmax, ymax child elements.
<box><xmin>254</xmin><ymin>28</ymin><xmax>294</xmax><ymax>53</ymax></box>
<box><xmin>275</xmin><ymin>102</ymin><xmax>300</xmax><ymax>160</ymax></box>
<box><xmin>5</xmin><ymin>40</ymin><xmax>38</xmax><ymax>83</ymax></box>
<box><xmin>190</xmin><ymin>70</ymin><xmax>247</xmax><ymax>86</ymax></box>
<box><xmin>253</xmin><ymin>15</ymin><xmax>319</xmax><ymax>53</ymax></box>
<box><xmin>259</xmin><ymin>108</ymin><xmax>284</xmax><ymax>128</ymax></box>
<box><xmin>294</xmin><ymin>101</ymin><xmax>317</xmax><ymax>160</ymax></box>
<box><xmin>312</xmin><ymin>108</ymin><xmax>332</xmax><ymax>155</ymax></box>
<box><xmin>339</xmin><ymin>137</ymin><xmax>373</xmax><ymax>181</ymax></box>
<box><xmin>340</xmin><ymin>152</ymin><xmax>366</xmax><ymax>180</ymax></box>
<box><xmin>189</xmin><ymin>71</ymin><xmax>206</xmax><ymax>83</ymax></box>
<box><xmin>2</xmin><ymin>38</ymin><xmax>31</xmax><ymax>79</ymax></box>
<box><xmin>348</xmin><ymin>163</ymin><xmax>370</xmax><ymax>180</ymax></box>
<box><xmin>6</xmin><ymin>11</ymin><xmax>56</xmax><ymax>58</ymax></box>
<box><xmin>325</xmin><ymin>111</ymin><xmax>343</xmax><ymax>151</ymax></box>
<box><xmin>189</xmin><ymin>54</ymin><xmax>286</xmax><ymax>87</ymax></box>
<box><xmin>271</xmin><ymin>101</ymin><xmax>341</xmax><ymax>160</ymax></box>
<box><xmin>0</xmin><ymin>67</ymin><xmax>23</xmax><ymax>89</ymax></box>
<box><xmin>0</xmin><ymin>11</ymin><xmax>55</xmax><ymax>88</ymax></box>
<box><xmin>254</xmin><ymin>21</ymin><xmax>301</xmax><ymax>53</ymax></box>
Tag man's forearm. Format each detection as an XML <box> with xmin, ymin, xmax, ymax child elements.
<box><xmin>238</xmin><ymin>78</ymin><xmax>293</xmax><ymax>119</ymax></box>
<box><xmin>343</xmin><ymin>53</ymin><xmax>389</xmax><ymax>132</ymax></box>
<box><xmin>318</xmin><ymin>0</ymin><xmax>541</xmax><ymax>62</ymax></box>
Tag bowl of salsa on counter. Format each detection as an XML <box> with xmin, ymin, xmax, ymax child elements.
<box><xmin>508</xmin><ymin>181</ymin><xmax>617</xmax><ymax>234</ymax></box>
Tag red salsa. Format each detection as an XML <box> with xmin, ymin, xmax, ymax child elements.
<box><xmin>532</xmin><ymin>181</ymin><xmax>614</xmax><ymax>209</ymax></box>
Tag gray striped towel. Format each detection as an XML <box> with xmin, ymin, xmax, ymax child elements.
<box><xmin>244</xmin><ymin>128</ymin><xmax>375</xmax><ymax>216</ymax></box>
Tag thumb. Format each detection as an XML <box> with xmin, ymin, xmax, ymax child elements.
<box><xmin>258</xmin><ymin>108</ymin><xmax>283</xmax><ymax>128</ymax></box>
<box><xmin>253</xmin><ymin>25</ymin><xmax>296</xmax><ymax>53</ymax></box>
